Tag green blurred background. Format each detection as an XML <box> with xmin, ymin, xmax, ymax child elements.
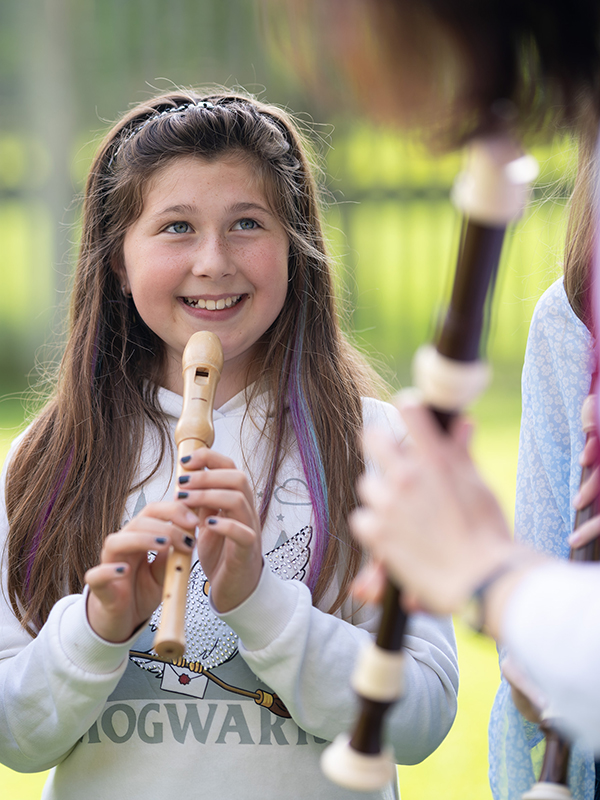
<box><xmin>0</xmin><ymin>1</ymin><xmax>574</xmax><ymax>797</ymax></box>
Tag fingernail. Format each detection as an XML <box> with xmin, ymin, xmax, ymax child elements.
<box><xmin>184</xmin><ymin>535</ymin><xmax>195</xmax><ymax>548</ymax></box>
<box><xmin>177</xmin><ymin>491</ymin><xmax>189</xmax><ymax>499</ymax></box>
<box><xmin>185</xmin><ymin>512</ymin><xmax>198</xmax><ymax>525</ymax></box>
<box><xmin>573</xmin><ymin>491</ymin><xmax>582</xmax><ymax>507</ymax></box>
<box><xmin>568</xmin><ymin>531</ymin><xmax>580</xmax><ymax>546</ymax></box>
<box><xmin>115</xmin><ymin>566</ymin><xmax>126</xmax><ymax>574</ymax></box>
<box><xmin>181</xmin><ymin>455</ymin><xmax>192</xmax><ymax>464</ymax></box>
<box><xmin>155</xmin><ymin>536</ymin><xmax>168</xmax><ymax>545</ymax></box>
<box><xmin>207</xmin><ymin>517</ymin><xmax>218</xmax><ymax>525</ymax></box>
<box><xmin>178</xmin><ymin>475</ymin><xmax>190</xmax><ymax>484</ymax></box>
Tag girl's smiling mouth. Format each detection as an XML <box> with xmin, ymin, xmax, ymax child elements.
<box><xmin>181</xmin><ymin>294</ymin><xmax>244</xmax><ymax>310</ymax></box>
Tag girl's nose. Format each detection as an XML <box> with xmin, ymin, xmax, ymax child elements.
<box><xmin>191</xmin><ymin>235</ymin><xmax>236</xmax><ymax>279</ymax></box>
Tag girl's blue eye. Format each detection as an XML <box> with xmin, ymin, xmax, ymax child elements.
<box><xmin>166</xmin><ymin>221</ymin><xmax>190</xmax><ymax>234</ymax></box>
<box><xmin>236</xmin><ymin>218</ymin><xmax>257</xmax><ymax>230</ymax></box>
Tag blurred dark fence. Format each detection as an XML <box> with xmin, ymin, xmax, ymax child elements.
<box><xmin>0</xmin><ymin>0</ymin><xmax>572</xmax><ymax>396</ymax></box>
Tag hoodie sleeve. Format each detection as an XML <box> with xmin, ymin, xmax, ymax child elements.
<box><xmin>0</xmin><ymin>439</ymin><xmax>135</xmax><ymax>772</ymax></box>
<box><xmin>216</xmin><ymin>564</ymin><xmax>458</xmax><ymax>765</ymax></box>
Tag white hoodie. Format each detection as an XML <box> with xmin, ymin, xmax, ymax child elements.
<box><xmin>0</xmin><ymin>387</ymin><xmax>458</xmax><ymax>799</ymax></box>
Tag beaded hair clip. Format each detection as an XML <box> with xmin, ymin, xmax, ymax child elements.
<box><xmin>134</xmin><ymin>100</ymin><xmax>215</xmax><ymax>134</ymax></box>
<box><xmin>108</xmin><ymin>100</ymin><xmax>216</xmax><ymax>167</ymax></box>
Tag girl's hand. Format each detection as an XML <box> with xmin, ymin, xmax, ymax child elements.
<box><xmin>175</xmin><ymin>448</ymin><xmax>263</xmax><ymax>613</ymax></box>
<box><xmin>570</xmin><ymin>431</ymin><xmax>600</xmax><ymax>549</ymax></box>
<box><xmin>85</xmin><ymin>502</ymin><xmax>199</xmax><ymax>643</ymax></box>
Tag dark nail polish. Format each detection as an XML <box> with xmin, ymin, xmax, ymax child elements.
<box><xmin>207</xmin><ymin>517</ymin><xmax>218</xmax><ymax>525</ymax></box>
<box><xmin>115</xmin><ymin>566</ymin><xmax>126</xmax><ymax>574</ymax></box>
<box><xmin>155</xmin><ymin>536</ymin><xmax>168</xmax><ymax>545</ymax></box>
<box><xmin>181</xmin><ymin>455</ymin><xmax>192</xmax><ymax>464</ymax></box>
<box><xmin>184</xmin><ymin>535</ymin><xmax>195</xmax><ymax>548</ymax></box>
<box><xmin>177</xmin><ymin>491</ymin><xmax>189</xmax><ymax>499</ymax></box>
<box><xmin>178</xmin><ymin>475</ymin><xmax>190</xmax><ymax>484</ymax></box>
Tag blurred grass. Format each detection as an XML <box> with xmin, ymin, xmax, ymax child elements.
<box><xmin>0</xmin><ymin>371</ymin><xmax>521</xmax><ymax>800</ymax></box>
<box><xmin>0</xmin><ymin>766</ymin><xmax>47</xmax><ymax>800</ymax></box>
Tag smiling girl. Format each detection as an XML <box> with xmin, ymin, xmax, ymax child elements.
<box><xmin>0</xmin><ymin>91</ymin><xmax>458</xmax><ymax>799</ymax></box>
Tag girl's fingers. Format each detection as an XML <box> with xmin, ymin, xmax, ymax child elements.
<box><xmin>85</xmin><ymin>562</ymin><xmax>154</xmax><ymax>643</ymax></box>
<box><xmin>176</xmin><ymin>468</ymin><xmax>256</xmax><ymax>513</ymax></box>
<box><xmin>101</xmin><ymin>531</ymin><xmax>170</xmax><ymax>561</ymax></box>
<box><xmin>84</xmin><ymin>562</ymin><xmax>130</xmax><ymax>595</ymax></box>
<box><xmin>84</xmin><ymin>501</ymin><xmax>200</xmax><ymax>644</ymax></box>
<box><xmin>198</xmin><ymin>516</ymin><xmax>263</xmax><ymax>613</ymax></box>
<box><xmin>200</xmin><ymin>515</ymin><xmax>257</xmax><ymax>548</ymax></box>
<box><xmin>136</xmin><ymin>501</ymin><xmax>199</xmax><ymax>530</ymax></box>
<box><xmin>568</xmin><ymin>513</ymin><xmax>600</xmax><ymax>548</ymax></box>
<box><xmin>174</xmin><ymin>457</ymin><xmax>259</xmax><ymax>532</ymax></box>
<box><xmin>178</xmin><ymin>467</ymin><xmax>247</xmax><ymax>492</ymax></box>
<box><xmin>179</xmin><ymin>448</ymin><xmax>236</xmax><ymax>472</ymax></box>
<box><xmin>573</xmin><ymin>465</ymin><xmax>600</xmax><ymax>510</ymax></box>
<box><xmin>176</xmin><ymin>488</ymin><xmax>258</xmax><ymax>530</ymax></box>
<box><xmin>101</xmin><ymin>526</ymin><xmax>195</xmax><ymax>563</ymax></box>
<box><xmin>580</xmin><ymin>433</ymin><xmax>599</xmax><ymax>467</ymax></box>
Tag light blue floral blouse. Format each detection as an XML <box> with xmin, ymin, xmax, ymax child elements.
<box><xmin>488</xmin><ymin>277</ymin><xmax>596</xmax><ymax>800</ymax></box>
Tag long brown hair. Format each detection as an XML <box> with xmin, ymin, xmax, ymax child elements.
<box><xmin>563</xmin><ymin>114</ymin><xmax>600</xmax><ymax>330</ymax></box>
<box><xmin>6</xmin><ymin>90</ymin><xmax>383</xmax><ymax>634</ymax></box>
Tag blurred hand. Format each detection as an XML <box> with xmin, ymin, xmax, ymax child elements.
<box><xmin>351</xmin><ymin>393</ymin><xmax>516</xmax><ymax>616</ymax></box>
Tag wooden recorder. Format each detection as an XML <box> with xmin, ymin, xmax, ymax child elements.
<box><xmin>152</xmin><ymin>330</ymin><xmax>224</xmax><ymax>661</ymax></box>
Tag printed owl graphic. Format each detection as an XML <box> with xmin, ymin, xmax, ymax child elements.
<box><xmin>130</xmin><ymin>526</ymin><xmax>312</xmax><ymax>716</ymax></box>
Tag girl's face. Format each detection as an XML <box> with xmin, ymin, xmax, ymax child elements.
<box><xmin>121</xmin><ymin>155</ymin><xmax>289</xmax><ymax>401</ymax></box>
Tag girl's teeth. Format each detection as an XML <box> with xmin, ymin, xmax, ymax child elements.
<box><xmin>185</xmin><ymin>295</ymin><xmax>242</xmax><ymax>310</ymax></box>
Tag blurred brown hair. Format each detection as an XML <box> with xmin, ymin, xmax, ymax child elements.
<box><xmin>269</xmin><ymin>0</ymin><xmax>600</xmax><ymax>147</ymax></box>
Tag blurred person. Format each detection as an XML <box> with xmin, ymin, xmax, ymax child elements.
<box><xmin>350</xmin><ymin>393</ymin><xmax>600</xmax><ymax>755</ymax></box>
<box><xmin>486</xmin><ymin>135</ymin><xmax>600</xmax><ymax>798</ymax></box>
<box><xmin>268</xmin><ymin>0</ymin><xmax>600</xmax><ymax>797</ymax></box>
